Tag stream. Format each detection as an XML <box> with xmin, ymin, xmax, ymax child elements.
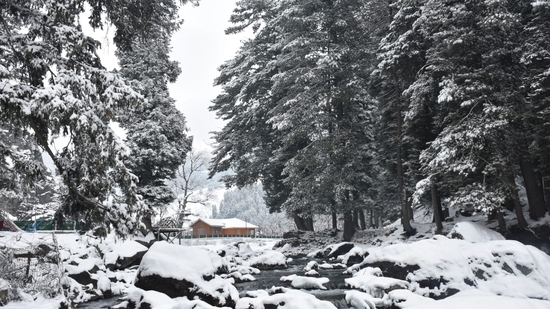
<box><xmin>234</xmin><ymin>256</ymin><xmax>351</xmax><ymax>308</ymax></box>
<box><xmin>76</xmin><ymin>256</ymin><xmax>352</xmax><ymax>308</ymax></box>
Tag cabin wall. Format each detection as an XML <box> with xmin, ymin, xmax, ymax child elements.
<box><xmin>222</xmin><ymin>227</ymin><xmax>256</xmax><ymax>236</ymax></box>
<box><xmin>191</xmin><ymin>221</ymin><xmax>214</xmax><ymax>236</ymax></box>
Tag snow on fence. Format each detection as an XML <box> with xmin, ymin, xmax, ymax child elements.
<box><xmin>0</xmin><ymin>233</ymin><xmax>64</xmax><ymax>305</ymax></box>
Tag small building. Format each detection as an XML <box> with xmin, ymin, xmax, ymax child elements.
<box><xmin>190</xmin><ymin>218</ymin><xmax>258</xmax><ymax>237</ymax></box>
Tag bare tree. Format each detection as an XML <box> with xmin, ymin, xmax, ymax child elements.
<box><xmin>173</xmin><ymin>149</ymin><xmax>217</xmax><ymax>225</ymax></box>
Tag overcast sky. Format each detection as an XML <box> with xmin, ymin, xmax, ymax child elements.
<box><xmin>169</xmin><ymin>0</ymin><xmax>247</xmax><ymax>151</ymax></box>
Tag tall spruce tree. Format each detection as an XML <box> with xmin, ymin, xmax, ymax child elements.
<box><xmin>211</xmin><ymin>0</ymin><xmax>384</xmax><ymax>239</ymax></box>
<box><xmin>373</xmin><ymin>0</ymin><xmax>426</xmax><ymax>235</ymax></box>
<box><xmin>117</xmin><ymin>33</ymin><xmax>192</xmax><ymax>233</ymax></box>
<box><xmin>520</xmin><ymin>0</ymin><xmax>550</xmax><ymax>219</ymax></box>
<box><xmin>210</xmin><ymin>0</ymin><xmax>309</xmax><ymax>227</ymax></box>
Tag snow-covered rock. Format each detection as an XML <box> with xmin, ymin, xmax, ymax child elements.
<box><xmin>104</xmin><ymin>240</ymin><xmax>148</xmax><ymax>270</ymax></box>
<box><xmin>346</xmin><ymin>274</ymin><xmax>409</xmax><ymax>298</ymax></box>
<box><xmin>355</xmin><ymin>236</ymin><xmax>550</xmax><ymax>300</ymax></box>
<box><xmin>345</xmin><ymin>290</ymin><xmax>386</xmax><ymax>309</ymax></box>
<box><xmin>134</xmin><ymin>241</ymin><xmax>238</xmax><ymax>307</ymax></box>
<box><xmin>447</xmin><ymin>222</ymin><xmax>505</xmax><ymax>243</ymax></box>
<box><xmin>323</xmin><ymin>242</ymin><xmax>354</xmax><ymax>259</ymax></box>
<box><xmin>248</xmin><ymin>250</ymin><xmax>287</xmax><ymax>270</ymax></box>
<box><xmin>398</xmin><ymin>290</ymin><xmax>550</xmax><ymax>309</ymax></box>
<box><xmin>305</xmin><ymin>269</ymin><xmax>320</xmax><ymax>276</ymax></box>
<box><xmin>383</xmin><ymin>289</ymin><xmax>435</xmax><ymax>308</ymax></box>
<box><xmin>127</xmin><ymin>287</ymin><xmax>234</xmax><ymax>309</ymax></box>
<box><xmin>304</xmin><ymin>260</ymin><xmax>319</xmax><ymax>271</ymax></box>
<box><xmin>236</xmin><ymin>287</ymin><xmax>337</xmax><ymax>309</ymax></box>
<box><xmin>340</xmin><ymin>246</ymin><xmax>369</xmax><ymax>266</ymax></box>
<box><xmin>291</xmin><ymin>276</ymin><xmax>330</xmax><ymax>290</ymax></box>
<box><xmin>280</xmin><ymin>274</ymin><xmax>297</xmax><ymax>282</ymax></box>
<box><xmin>226</xmin><ymin>271</ymin><xmax>256</xmax><ymax>283</ymax></box>
<box><xmin>281</xmin><ymin>274</ymin><xmax>329</xmax><ymax>290</ymax></box>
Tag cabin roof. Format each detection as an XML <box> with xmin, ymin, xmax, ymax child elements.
<box><xmin>190</xmin><ymin>218</ymin><xmax>258</xmax><ymax>229</ymax></box>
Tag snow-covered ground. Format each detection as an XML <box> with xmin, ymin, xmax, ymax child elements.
<box><xmin>1</xmin><ymin>213</ymin><xmax>550</xmax><ymax>309</ymax></box>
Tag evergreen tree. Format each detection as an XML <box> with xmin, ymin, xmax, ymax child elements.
<box><xmin>373</xmin><ymin>0</ymin><xmax>426</xmax><ymax>235</ymax></box>
<box><xmin>211</xmin><ymin>0</ymin><xmax>385</xmax><ymax>239</ymax></box>
<box><xmin>117</xmin><ymin>33</ymin><xmax>193</xmax><ymax>232</ymax></box>
<box><xmin>210</xmin><ymin>0</ymin><xmax>306</xmax><ymax>226</ymax></box>
<box><xmin>520</xmin><ymin>0</ymin><xmax>550</xmax><ymax>219</ymax></box>
<box><xmin>408</xmin><ymin>0</ymin><xmax>531</xmax><ymax>229</ymax></box>
<box><xmin>0</xmin><ymin>0</ymin><xmax>191</xmax><ymax>236</ymax></box>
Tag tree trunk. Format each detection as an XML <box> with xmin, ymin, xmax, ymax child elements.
<box><xmin>140</xmin><ymin>212</ymin><xmax>154</xmax><ymax>236</ymax></box>
<box><xmin>537</xmin><ymin>172</ymin><xmax>550</xmax><ymax>209</ymax></box>
<box><xmin>507</xmin><ymin>174</ymin><xmax>527</xmax><ymax>228</ymax></box>
<box><xmin>431</xmin><ymin>182</ymin><xmax>443</xmax><ymax>234</ymax></box>
<box><xmin>332</xmin><ymin>211</ymin><xmax>337</xmax><ymax>229</ymax></box>
<box><xmin>292</xmin><ymin>210</ymin><xmax>308</xmax><ymax>231</ymax></box>
<box><xmin>519</xmin><ymin>156</ymin><xmax>548</xmax><ymax>219</ymax></box>
<box><xmin>442</xmin><ymin>207</ymin><xmax>449</xmax><ymax>219</ymax></box>
<box><xmin>374</xmin><ymin>210</ymin><xmax>379</xmax><ymax>228</ymax></box>
<box><xmin>343</xmin><ymin>210</ymin><xmax>355</xmax><ymax>241</ymax></box>
<box><xmin>397</xmin><ymin>104</ymin><xmax>415</xmax><ymax>235</ymax></box>
<box><xmin>358</xmin><ymin>209</ymin><xmax>366</xmax><ymax>230</ymax></box>
<box><xmin>496</xmin><ymin>211</ymin><xmax>506</xmax><ymax>232</ymax></box>
<box><xmin>504</xmin><ymin>198</ymin><xmax>515</xmax><ymax>212</ymax></box>
<box><xmin>306</xmin><ymin>216</ymin><xmax>314</xmax><ymax>232</ymax></box>
<box><xmin>407</xmin><ymin>195</ymin><xmax>414</xmax><ymax>223</ymax></box>
<box><xmin>369</xmin><ymin>208</ymin><xmax>374</xmax><ymax>228</ymax></box>
<box><xmin>353</xmin><ymin>209</ymin><xmax>360</xmax><ymax>229</ymax></box>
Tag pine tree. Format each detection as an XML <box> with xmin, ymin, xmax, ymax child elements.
<box><xmin>0</xmin><ymin>0</ymin><xmax>190</xmax><ymax>236</ymax></box>
<box><xmin>210</xmin><ymin>0</ymin><xmax>307</xmax><ymax>226</ymax></box>
<box><xmin>408</xmin><ymin>0</ymin><xmax>530</xmax><ymax>228</ymax></box>
<box><xmin>211</xmin><ymin>0</ymin><xmax>385</xmax><ymax>239</ymax></box>
<box><xmin>520</xmin><ymin>0</ymin><xmax>550</xmax><ymax>219</ymax></box>
<box><xmin>373</xmin><ymin>0</ymin><xmax>426</xmax><ymax>235</ymax></box>
<box><xmin>117</xmin><ymin>33</ymin><xmax>192</xmax><ymax>232</ymax></box>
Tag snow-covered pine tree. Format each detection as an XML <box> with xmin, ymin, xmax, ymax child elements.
<box><xmin>0</xmin><ymin>0</ymin><xmax>190</xmax><ymax>236</ymax></box>
<box><xmin>0</xmin><ymin>128</ymin><xmax>57</xmax><ymax>218</ymax></box>
<box><xmin>117</xmin><ymin>31</ymin><xmax>192</xmax><ymax>232</ymax></box>
<box><xmin>520</xmin><ymin>0</ymin><xmax>550</xmax><ymax>219</ymax></box>
<box><xmin>210</xmin><ymin>0</ymin><xmax>310</xmax><ymax>227</ymax></box>
<box><xmin>271</xmin><ymin>0</ymin><xmax>383</xmax><ymax>240</ymax></box>
<box><xmin>212</xmin><ymin>0</ymin><xmax>386</xmax><ymax>239</ymax></box>
<box><xmin>373</xmin><ymin>0</ymin><xmax>426</xmax><ymax>235</ymax></box>
<box><xmin>408</xmin><ymin>0</ymin><xmax>529</xmax><ymax>228</ymax></box>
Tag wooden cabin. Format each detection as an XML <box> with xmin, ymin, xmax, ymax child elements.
<box><xmin>190</xmin><ymin>218</ymin><xmax>258</xmax><ymax>237</ymax></box>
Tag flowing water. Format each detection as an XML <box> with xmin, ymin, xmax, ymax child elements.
<box><xmin>76</xmin><ymin>257</ymin><xmax>353</xmax><ymax>308</ymax></box>
<box><xmin>74</xmin><ymin>297</ymin><xmax>124</xmax><ymax>308</ymax></box>
<box><xmin>235</xmin><ymin>256</ymin><xmax>352</xmax><ymax>308</ymax></box>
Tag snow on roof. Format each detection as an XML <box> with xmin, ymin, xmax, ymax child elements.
<box><xmin>191</xmin><ymin>218</ymin><xmax>259</xmax><ymax>229</ymax></box>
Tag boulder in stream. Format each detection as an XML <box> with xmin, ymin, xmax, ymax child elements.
<box><xmin>134</xmin><ymin>241</ymin><xmax>238</xmax><ymax>307</ymax></box>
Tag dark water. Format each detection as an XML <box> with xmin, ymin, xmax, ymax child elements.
<box><xmin>235</xmin><ymin>256</ymin><xmax>352</xmax><ymax>308</ymax></box>
<box><xmin>75</xmin><ymin>297</ymin><xmax>124</xmax><ymax>309</ymax></box>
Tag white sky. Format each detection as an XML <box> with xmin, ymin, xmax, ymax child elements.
<box><xmin>169</xmin><ymin>0</ymin><xmax>248</xmax><ymax>151</ymax></box>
